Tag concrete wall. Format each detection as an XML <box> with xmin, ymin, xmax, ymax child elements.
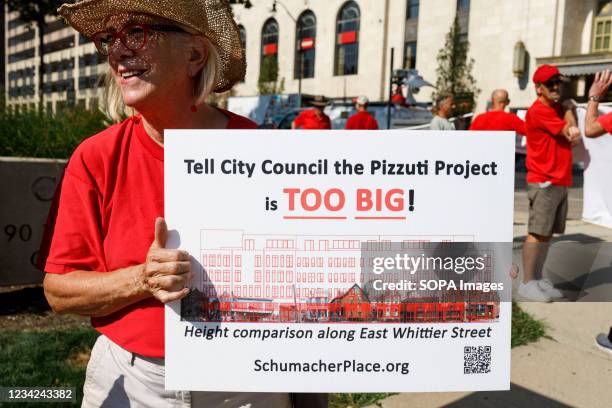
<box><xmin>0</xmin><ymin>158</ymin><xmax>66</xmax><ymax>286</ymax></box>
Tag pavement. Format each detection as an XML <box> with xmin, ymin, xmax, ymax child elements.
<box><xmin>367</xmin><ymin>170</ymin><xmax>612</xmax><ymax>408</ymax></box>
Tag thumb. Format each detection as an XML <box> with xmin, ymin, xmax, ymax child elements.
<box><xmin>152</xmin><ymin>217</ymin><xmax>168</xmax><ymax>249</ymax></box>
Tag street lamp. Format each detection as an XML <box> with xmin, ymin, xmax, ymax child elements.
<box><xmin>271</xmin><ymin>0</ymin><xmax>303</xmax><ymax>100</ymax></box>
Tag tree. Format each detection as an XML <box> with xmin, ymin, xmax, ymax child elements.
<box><xmin>257</xmin><ymin>55</ymin><xmax>284</xmax><ymax>95</ymax></box>
<box><xmin>433</xmin><ymin>16</ymin><xmax>479</xmax><ymax>115</ymax></box>
<box><xmin>6</xmin><ymin>0</ymin><xmax>66</xmax><ymax>108</ymax></box>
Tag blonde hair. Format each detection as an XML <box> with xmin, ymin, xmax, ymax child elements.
<box><xmin>100</xmin><ymin>34</ymin><xmax>220</xmax><ymax>123</ymax></box>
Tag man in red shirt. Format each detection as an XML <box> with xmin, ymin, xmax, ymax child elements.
<box><xmin>582</xmin><ymin>70</ymin><xmax>612</xmax><ymax>355</ymax></box>
<box><xmin>292</xmin><ymin>95</ymin><xmax>332</xmax><ymax>130</ymax></box>
<box><xmin>345</xmin><ymin>96</ymin><xmax>379</xmax><ymax>130</ymax></box>
<box><xmin>520</xmin><ymin>64</ymin><xmax>581</xmax><ymax>302</ymax></box>
<box><xmin>585</xmin><ymin>69</ymin><xmax>612</xmax><ymax>137</ymax></box>
<box><xmin>469</xmin><ymin>89</ymin><xmax>526</xmax><ymax>134</ymax></box>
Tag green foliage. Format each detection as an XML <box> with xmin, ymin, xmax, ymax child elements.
<box><xmin>330</xmin><ymin>393</ymin><xmax>394</xmax><ymax>408</ymax></box>
<box><xmin>433</xmin><ymin>16</ymin><xmax>480</xmax><ymax>114</ymax></box>
<box><xmin>258</xmin><ymin>55</ymin><xmax>284</xmax><ymax>95</ymax></box>
<box><xmin>511</xmin><ymin>302</ymin><xmax>546</xmax><ymax>348</ymax></box>
<box><xmin>0</xmin><ymin>328</ymin><xmax>98</xmax><ymax>407</ymax></box>
<box><xmin>0</xmin><ymin>106</ymin><xmax>108</xmax><ymax>159</ymax></box>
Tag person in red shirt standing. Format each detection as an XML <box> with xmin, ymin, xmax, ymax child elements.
<box><xmin>585</xmin><ymin>69</ymin><xmax>612</xmax><ymax>137</ymax></box>
<box><xmin>40</xmin><ymin>1</ymin><xmax>292</xmax><ymax>407</ymax></box>
<box><xmin>469</xmin><ymin>89</ymin><xmax>526</xmax><ymax>134</ymax></box>
<box><xmin>345</xmin><ymin>96</ymin><xmax>379</xmax><ymax>130</ymax></box>
<box><xmin>292</xmin><ymin>95</ymin><xmax>332</xmax><ymax>130</ymax></box>
<box><xmin>582</xmin><ymin>69</ymin><xmax>612</xmax><ymax>355</ymax></box>
<box><xmin>520</xmin><ymin>64</ymin><xmax>581</xmax><ymax>302</ymax></box>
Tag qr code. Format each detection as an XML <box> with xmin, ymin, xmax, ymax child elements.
<box><xmin>464</xmin><ymin>346</ymin><xmax>491</xmax><ymax>374</ymax></box>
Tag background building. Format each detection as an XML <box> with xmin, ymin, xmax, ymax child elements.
<box><xmin>4</xmin><ymin>1</ymin><xmax>612</xmax><ymax>114</ymax></box>
<box><xmin>232</xmin><ymin>0</ymin><xmax>612</xmax><ymax>113</ymax></box>
<box><xmin>4</xmin><ymin>8</ymin><xmax>104</xmax><ymax>113</ymax></box>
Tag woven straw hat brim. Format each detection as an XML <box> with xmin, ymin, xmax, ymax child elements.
<box><xmin>57</xmin><ymin>0</ymin><xmax>245</xmax><ymax>93</ymax></box>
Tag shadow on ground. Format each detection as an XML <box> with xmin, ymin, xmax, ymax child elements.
<box><xmin>443</xmin><ymin>383</ymin><xmax>571</xmax><ymax>407</ymax></box>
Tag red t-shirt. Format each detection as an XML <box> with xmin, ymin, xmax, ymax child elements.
<box><xmin>525</xmin><ymin>100</ymin><xmax>572</xmax><ymax>186</ymax></box>
<box><xmin>345</xmin><ymin>111</ymin><xmax>379</xmax><ymax>130</ymax></box>
<box><xmin>469</xmin><ymin>111</ymin><xmax>526</xmax><ymax>134</ymax></box>
<box><xmin>293</xmin><ymin>108</ymin><xmax>331</xmax><ymax>130</ymax></box>
<box><xmin>39</xmin><ymin>109</ymin><xmax>256</xmax><ymax>358</ymax></box>
<box><xmin>597</xmin><ymin>112</ymin><xmax>612</xmax><ymax>134</ymax></box>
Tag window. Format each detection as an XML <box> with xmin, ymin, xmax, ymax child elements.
<box><xmin>404</xmin><ymin>41</ymin><xmax>417</xmax><ymax>69</ymax></box>
<box><xmin>407</xmin><ymin>0</ymin><xmax>419</xmax><ymax>20</ymax></box>
<box><xmin>457</xmin><ymin>0</ymin><xmax>470</xmax><ymax>11</ymax></box>
<box><xmin>593</xmin><ymin>2</ymin><xmax>612</xmax><ymax>52</ymax></box>
<box><xmin>334</xmin><ymin>1</ymin><xmax>360</xmax><ymax>76</ymax></box>
<box><xmin>295</xmin><ymin>10</ymin><xmax>316</xmax><ymax>79</ymax></box>
<box><xmin>260</xmin><ymin>18</ymin><xmax>279</xmax><ymax>80</ymax></box>
<box><xmin>456</xmin><ymin>0</ymin><xmax>470</xmax><ymax>43</ymax></box>
<box><xmin>405</xmin><ymin>0</ymin><xmax>419</xmax><ymax>69</ymax></box>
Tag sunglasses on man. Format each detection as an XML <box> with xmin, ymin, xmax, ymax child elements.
<box><xmin>543</xmin><ymin>79</ymin><xmax>563</xmax><ymax>89</ymax></box>
<box><xmin>92</xmin><ymin>23</ymin><xmax>187</xmax><ymax>56</ymax></box>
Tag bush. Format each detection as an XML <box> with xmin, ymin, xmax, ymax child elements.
<box><xmin>0</xmin><ymin>107</ymin><xmax>108</xmax><ymax>159</ymax></box>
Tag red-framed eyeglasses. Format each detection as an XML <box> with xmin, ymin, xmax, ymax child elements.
<box><xmin>91</xmin><ymin>23</ymin><xmax>187</xmax><ymax>56</ymax></box>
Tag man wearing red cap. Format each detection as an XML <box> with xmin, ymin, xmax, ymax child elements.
<box><xmin>585</xmin><ymin>69</ymin><xmax>612</xmax><ymax>137</ymax></box>
<box><xmin>520</xmin><ymin>64</ymin><xmax>581</xmax><ymax>302</ymax></box>
<box><xmin>346</xmin><ymin>96</ymin><xmax>379</xmax><ymax>130</ymax></box>
<box><xmin>469</xmin><ymin>89</ymin><xmax>526</xmax><ymax>134</ymax></box>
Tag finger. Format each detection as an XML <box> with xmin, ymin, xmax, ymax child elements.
<box><xmin>152</xmin><ymin>217</ymin><xmax>167</xmax><ymax>249</ymax></box>
<box><xmin>147</xmin><ymin>248</ymin><xmax>190</xmax><ymax>263</ymax></box>
<box><xmin>148</xmin><ymin>272</ymin><xmax>194</xmax><ymax>291</ymax></box>
<box><xmin>595</xmin><ymin>71</ymin><xmax>601</xmax><ymax>83</ymax></box>
<box><xmin>149</xmin><ymin>261</ymin><xmax>191</xmax><ymax>276</ymax></box>
<box><xmin>156</xmin><ymin>288</ymin><xmax>190</xmax><ymax>304</ymax></box>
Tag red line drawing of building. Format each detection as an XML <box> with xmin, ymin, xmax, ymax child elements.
<box><xmin>180</xmin><ymin>230</ymin><xmax>499</xmax><ymax>323</ymax></box>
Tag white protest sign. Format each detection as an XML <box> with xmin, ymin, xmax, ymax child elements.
<box><xmin>165</xmin><ymin>130</ymin><xmax>514</xmax><ymax>392</ymax></box>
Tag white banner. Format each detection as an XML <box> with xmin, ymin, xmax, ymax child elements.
<box><xmin>164</xmin><ymin>130</ymin><xmax>514</xmax><ymax>392</ymax></box>
<box><xmin>578</xmin><ymin>106</ymin><xmax>612</xmax><ymax>228</ymax></box>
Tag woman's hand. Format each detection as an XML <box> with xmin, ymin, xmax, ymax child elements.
<box><xmin>140</xmin><ymin>217</ymin><xmax>193</xmax><ymax>303</ymax></box>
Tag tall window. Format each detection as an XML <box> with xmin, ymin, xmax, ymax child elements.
<box><xmin>260</xmin><ymin>18</ymin><xmax>279</xmax><ymax>79</ymax></box>
<box><xmin>404</xmin><ymin>42</ymin><xmax>417</xmax><ymax>69</ymax></box>
<box><xmin>404</xmin><ymin>0</ymin><xmax>419</xmax><ymax>69</ymax></box>
<box><xmin>593</xmin><ymin>1</ymin><xmax>612</xmax><ymax>52</ymax></box>
<box><xmin>334</xmin><ymin>1</ymin><xmax>360</xmax><ymax>76</ymax></box>
<box><xmin>456</xmin><ymin>0</ymin><xmax>470</xmax><ymax>43</ymax></box>
<box><xmin>407</xmin><ymin>0</ymin><xmax>419</xmax><ymax>20</ymax></box>
<box><xmin>295</xmin><ymin>11</ymin><xmax>316</xmax><ymax>79</ymax></box>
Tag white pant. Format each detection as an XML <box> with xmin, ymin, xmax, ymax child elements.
<box><xmin>82</xmin><ymin>335</ymin><xmax>292</xmax><ymax>408</ymax></box>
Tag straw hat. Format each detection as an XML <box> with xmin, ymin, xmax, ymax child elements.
<box><xmin>57</xmin><ymin>0</ymin><xmax>245</xmax><ymax>93</ymax></box>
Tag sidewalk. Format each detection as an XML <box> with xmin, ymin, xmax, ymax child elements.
<box><xmin>368</xmin><ymin>185</ymin><xmax>612</xmax><ymax>408</ymax></box>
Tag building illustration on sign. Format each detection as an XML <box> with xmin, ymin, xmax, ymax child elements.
<box><xmin>181</xmin><ymin>230</ymin><xmax>500</xmax><ymax>323</ymax></box>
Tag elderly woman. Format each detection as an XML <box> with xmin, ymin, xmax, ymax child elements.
<box><xmin>40</xmin><ymin>1</ymin><xmax>295</xmax><ymax>407</ymax></box>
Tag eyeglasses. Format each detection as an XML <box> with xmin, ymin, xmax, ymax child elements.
<box><xmin>92</xmin><ymin>23</ymin><xmax>187</xmax><ymax>56</ymax></box>
<box><xmin>543</xmin><ymin>79</ymin><xmax>562</xmax><ymax>89</ymax></box>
